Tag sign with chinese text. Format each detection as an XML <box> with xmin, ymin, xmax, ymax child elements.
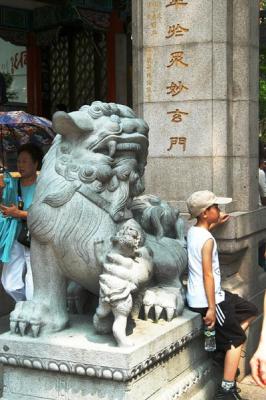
<box><xmin>0</xmin><ymin>38</ymin><xmax>27</xmax><ymax>104</ymax></box>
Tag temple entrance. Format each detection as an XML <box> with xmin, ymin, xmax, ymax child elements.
<box><xmin>0</xmin><ymin>1</ymin><xmax>132</xmax><ymax>117</ymax></box>
<box><xmin>41</xmin><ymin>27</ymin><xmax>108</xmax><ymax>115</ymax></box>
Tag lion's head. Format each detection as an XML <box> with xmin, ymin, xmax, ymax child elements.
<box><xmin>45</xmin><ymin>102</ymin><xmax>149</xmax><ymax>222</ymax></box>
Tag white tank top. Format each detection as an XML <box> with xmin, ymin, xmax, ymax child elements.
<box><xmin>186</xmin><ymin>226</ymin><xmax>225</xmax><ymax>308</ymax></box>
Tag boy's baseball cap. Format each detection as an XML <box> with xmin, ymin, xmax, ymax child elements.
<box><xmin>186</xmin><ymin>190</ymin><xmax>232</xmax><ymax>218</ymax></box>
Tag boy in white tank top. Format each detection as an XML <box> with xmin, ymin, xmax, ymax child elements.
<box><xmin>186</xmin><ymin>190</ymin><xmax>258</xmax><ymax>400</ymax></box>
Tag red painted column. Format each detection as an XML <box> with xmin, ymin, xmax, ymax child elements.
<box><xmin>106</xmin><ymin>10</ymin><xmax>124</xmax><ymax>102</ymax></box>
<box><xmin>26</xmin><ymin>33</ymin><xmax>42</xmax><ymax>116</ymax></box>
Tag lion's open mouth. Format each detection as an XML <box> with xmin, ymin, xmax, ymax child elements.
<box><xmin>91</xmin><ymin>133</ymin><xmax>148</xmax><ymax>158</ymax></box>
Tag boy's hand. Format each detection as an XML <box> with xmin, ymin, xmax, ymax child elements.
<box><xmin>218</xmin><ymin>212</ymin><xmax>230</xmax><ymax>225</ymax></box>
<box><xmin>203</xmin><ymin>308</ymin><xmax>216</xmax><ymax>328</ymax></box>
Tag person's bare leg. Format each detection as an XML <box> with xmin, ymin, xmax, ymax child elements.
<box><xmin>223</xmin><ymin>345</ymin><xmax>242</xmax><ymax>381</ymax></box>
<box><xmin>223</xmin><ymin>316</ymin><xmax>255</xmax><ymax>380</ymax></box>
<box><xmin>241</xmin><ymin>316</ymin><xmax>255</xmax><ymax>332</ymax></box>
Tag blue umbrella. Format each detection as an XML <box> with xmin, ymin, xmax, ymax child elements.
<box><xmin>0</xmin><ymin>110</ymin><xmax>55</xmax><ymax>170</ymax></box>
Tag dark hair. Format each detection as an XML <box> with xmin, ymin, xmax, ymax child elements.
<box><xmin>17</xmin><ymin>143</ymin><xmax>44</xmax><ymax>170</ymax></box>
<box><xmin>56</xmin><ymin>103</ymin><xmax>68</xmax><ymax>112</ymax></box>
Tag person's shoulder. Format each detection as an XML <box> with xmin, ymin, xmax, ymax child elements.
<box><xmin>188</xmin><ymin>226</ymin><xmax>209</xmax><ymax>242</ymax></box>
<box><xmin>188</xmin><ymin>226</ymin><xmax>210</xmax><ymax>236</ymax></box>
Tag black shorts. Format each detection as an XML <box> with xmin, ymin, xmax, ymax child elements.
<box><xmin>189</xmin><ymin>291</ymin><xmax>258</xmax><ymax>351</ymax></box>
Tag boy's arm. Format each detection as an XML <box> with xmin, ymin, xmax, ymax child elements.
<box><xmin>201</xmin><ymin>238</ymin><xmax>216</xmax><ymax>328</ymax></box>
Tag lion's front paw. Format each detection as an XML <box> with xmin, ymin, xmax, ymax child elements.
<box><xmin>142</xmin><ymin>286</ymin><xmax>185</xmax><ymax>322</ymax></box>
<box><xmin>10</xmin><ymin>301</ymin><xmax>68</xmax><ymax>337</ymax></box>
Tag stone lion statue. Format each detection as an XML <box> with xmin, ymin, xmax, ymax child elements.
<box><xmin>10</xmin><ymin>101</ymin><xmax>187</xmax><ymax>346</ymax></box>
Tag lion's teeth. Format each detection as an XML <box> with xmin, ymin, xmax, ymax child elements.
<box><xmin>108</xmin><ymin>140</ymin><xmax>117</xmax><ymax>157</ymax></box>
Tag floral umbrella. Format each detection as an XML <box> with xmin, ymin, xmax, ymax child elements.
<box><xmin>0</xmin><ymin>110</ymin><xmax>55</xmax><ymax>170</ymax></box>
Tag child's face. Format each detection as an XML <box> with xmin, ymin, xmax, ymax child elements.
<box><xmin>204</xmin><ymin>204</ymin><xmax>220</xmax><ymax>224</ymax></box>
<box><xmin>113</xmin><ymin>226</ymin><xmax>141</xmax><ymax>251</ymax></box>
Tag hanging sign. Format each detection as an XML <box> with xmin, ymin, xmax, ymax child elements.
<box><xmin>0</xmin><ymin>37</ymin><xmax>27</xmax><ymax>104</ymax></box>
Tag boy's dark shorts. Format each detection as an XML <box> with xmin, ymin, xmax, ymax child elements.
<box><xmin>189</xmin><ymin>291</ymin><xmax>258</xmax><ymax>351</ymax></box>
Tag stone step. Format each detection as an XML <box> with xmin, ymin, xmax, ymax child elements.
<box><xmin>238</xmin><ymin>374</ymin><xmax>266</xmax><ymax>400</ymax></box>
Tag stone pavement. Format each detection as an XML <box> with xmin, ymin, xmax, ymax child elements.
<box><xmin>238</xmin><ymin>375</ymin><xmax>266</xmax><ymax>400</ymax></box>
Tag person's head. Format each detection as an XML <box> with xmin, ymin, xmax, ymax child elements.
<box><xmin>259</xmin><ymin>158</ymin><xmax>265</xmax><ymax>170</ymax></box>
<box><xmin>17</xmin><ymin>143</ymin><xmax>43</xmax><ymax>178</ymax></box>
<box><xmin>186</xmin><ymin>190</ymin><xmax>232</xmax><ymax>223</ymax></box>
<box><xmin>56</xmin><ymin>103</ymin><xmax>67</xmax><ymax>112</ymax></box>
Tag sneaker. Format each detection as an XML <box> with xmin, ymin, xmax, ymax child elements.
<box><xmin>215</xmin><ymin>384</ymin><xmax>243</xmax><ymax>400</ymax></box>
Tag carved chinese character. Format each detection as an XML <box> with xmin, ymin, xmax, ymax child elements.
<box><xmin>167</xmin><ymin>109</ymin><xmax>189</xmax><ymax>122</ymax></box>
<box><xmin>147</xmin><ymin>12</ymin><xmax>161</xmax><ymax>20</ymax></box>
<box><xmin>167</xmin><ymin>136</ymin><xmax>187</xmax><ymax>151</ymax></box>
<box><xmin>167</xmin><ymin>51</ymin><xmax>188</xmax><ymax>68</ymax></box>
<box><xmin>167</xmin><ymin>137</ymin><xmax>178</xmax><ymax>151</ymax></box>
<box><xmin>147</xmin><ymin>1</ymin><xmax>161</xmax><ymax>7</ymax></box>
<box><xmin>166</xmin><ymin>81</ymin><xmax>188</xmax><ymax>96</ymax></box>
<box><xmin>166</xmin><ymin>0</ymin><xmax>188</xmax><ymax>7</ymax></box>
<box><xmin>166</xmin><ymin>24</ymin><xmax>189</xmax><ymax>38</ymax></box>
<box><xmin>178</xmin><ymin>136</ymin><xmax>187</xmax><ymax>151</ymax></box>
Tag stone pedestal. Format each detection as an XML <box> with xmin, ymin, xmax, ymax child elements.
<box><xmin>0</xmin><ymin>311</ymin><xmax>215</xmax><ymax>400</ymax></box>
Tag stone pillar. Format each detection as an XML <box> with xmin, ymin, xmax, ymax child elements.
<box><xmin>132</xmin><ymin>0</ymin><xmax>266</xmax><ymax>379</ymax></box>
<box><xmin>132</xmin><ymin>0</ymin><xmax>259</xmax><ymax>213</ymax></box>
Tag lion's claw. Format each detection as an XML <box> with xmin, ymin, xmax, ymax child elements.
<box><xmin>9</xmin><ymin>300</ymin><xmax>68</xmax><ymax>337</ymax></box>
<box><xmin>166</xmin><ymin>307</ymin><xmax>175</xmax><ymax>322</ymax></box>
<box><xmin>31</xmin><ymin>324</ymin><xmax>41</xmax><ymax>338</ymax></box>
<box><xmin>10</xmin><ymin>320</ymin><xmax>17</xmax><ymax>334</ymax></box>
<box><xmin>154</xmin><ymin>305</ymin><xmax>163</xmax><ymax>321</ymax></box>
<box><xmin>18</xmin><ymin>321</ymin><xmax>27</xmax><ymax>336</ymax></box>
<box><xmin>142</xmin><ymin>286</ymin><xmax>185</xmax><ymax>322</ymax></box>
<box><xmin>144</xmin><ymin>305</ymin><xmax>151</xmax><ymax>320</ymax></box>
